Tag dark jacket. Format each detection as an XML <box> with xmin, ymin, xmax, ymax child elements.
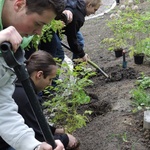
<box><xmin>0</xmin><ymin>80</ymin><xmax>69</xmax><ymax>150</ymax></box>
<box><xmin>64</xmin><ymin>0</ymin><xmax>86</xmax><ymax>58</ymax></box>
<box><xmin>37</xmin><ymin>0</ymin><xmax>86</xmax><ymax>59</ymax></box>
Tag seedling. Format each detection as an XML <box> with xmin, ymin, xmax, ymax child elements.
<box><xmin>43</xmin><ymin>62</ymin><xmax>94</xmax><ymax>133</ymax></box>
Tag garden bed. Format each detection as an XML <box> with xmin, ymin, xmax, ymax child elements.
<box><xmin>67</xmin><ymin>1</ymin><xmax>150</xmax><ymax>150</ymax></box>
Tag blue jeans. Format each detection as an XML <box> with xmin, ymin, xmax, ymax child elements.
<box><xmin>39</xmin><ymin>31</ymin><xmax>84</xmax><ymax>61</ymax></box>
<box><xmin>39</xmin><ymin>31</ymin><xmax>64</xmax><ymax>62</ymax></box>
<box><xmin>6</xmin><ymin>147</ymin><xmax>15</xmax><ymax>150</ymax></box>
<box><xmin>50</xmin><ymin>31</ymin><xmax>84</xmax><ymax>61</ymax></box>
<box><xmin>72</xmin><ymin>31</ymin><xmax>84</xmax><ymax>59</ymax></box>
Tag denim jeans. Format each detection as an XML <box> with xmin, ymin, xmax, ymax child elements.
<box><xmin>39</xmin><ymin>31</ymin><xmax>64</xmax><ymax>62</ymax></box>
<box><xmin>6</xmin><ymin>147</ymin><xmax>15</xmax><ymax>150</ymax></box>
<box><xmin>53</xmin><ymin>31</ymin><xmax>84</xmax><ymax>60</ymax></box>
<box><xmin>72</xmin><ymin>31</ymin><xmax>84</xmax><ymax>59</ymax></box>
<box><xmin>38</xmin><ymin>31</ymin><xmax>84</xmax><ymax>61</ymax></box>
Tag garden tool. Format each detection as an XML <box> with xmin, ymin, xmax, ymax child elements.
<box><xmin>0</xmin><ymin>42</ymin><xmax>56</xmax><ymax>149</ymax></box>
<box><xmin>61</xmin><ymin>42</ymin><xmax>110</xmax><ymax>78</ymax></box>
<box><xmin>87</xmin><ymin>59</ymin><xmax>109</xmax><ymax>78</ymax></box>
<box><xmin>122</xmin><ymin>50</ymin><xmax>127</xmax><ymax>68</ymax></box>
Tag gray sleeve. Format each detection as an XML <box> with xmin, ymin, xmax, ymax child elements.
<box><xmin>0</xmin><ymin>57</ymin><xmax>41</xmax><ymax>150</ymax></box>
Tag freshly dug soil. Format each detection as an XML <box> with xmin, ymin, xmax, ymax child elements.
<box><xmin>64</xmin><ymin>1</ymin><xmax>150</xmax><ymax>150</ymax></box>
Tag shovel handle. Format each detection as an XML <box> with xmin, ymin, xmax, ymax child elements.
<box><xmin>60</xmin><ymin>42</ymin><xmax>109</xmax><ymax>78</ymax></box>
<box><xmin>87</xmin><ymin>59</ymin><xmax>109</xmax><ymax>78</ymax></box>
<box><xmin>0</xmin><ymin>42</ymin><xmax>25</xmax><ymax>67</ymax></box>
<box><xmin>87</xmin><ymin>59</ymin><xmax>100</xmax><ymax>70</ymax></box>
<box><xmin>0</xmin><ymin>42</ymin><xmax>56</xmax><ymax>149</ymax></box>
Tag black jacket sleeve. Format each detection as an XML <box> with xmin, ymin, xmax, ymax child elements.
<box><xmin>64</xmin><ymin>0</ymin><xmax>86</xmax><ymax>58</ymax></box>
<box><xmin>12</xmin><ymin>84</ymin><xmax>56</xmax><ymax>142</ymax></box>
<box><xmin>12</xmin><ymin>84</ymin><xmax>47</xmax><ymax>142</ymax></box>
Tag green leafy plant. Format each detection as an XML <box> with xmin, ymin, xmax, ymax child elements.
<box><xmin>101</xmin><ymin>13</ymin><xmax>128</xmax><ymax>52</ymax></box>
<box><xmin>43</xmin><ymin>62</ymin><xmax>95</xmax><ymax>133</ymax></box>
<box><xmin>103</xmin><ymin>4</ymin><xmax>150</xmax><ymax>58</ymax></box>
<box><xmin>101</xmin><ymin>38</ymin><xmax>125</xmax><ymax>51</ymax></box>
<box><xmin>125</xmin><ymin>1</ymin><xmax>150</xmax><ymax>61</ymax></box>
<box><xmin>41</xmin><ymin>19</ymin><xmax>64</xmax><ymax>42</ymax></box>
<box><xmin>136</xmin><ymin>73</ymin><xmax>150</xmax><ymax>89</ymax></box>
<box><xmin>130</xmin><ymin>87</ymin><xmax>150</xmax><ymax>107</ymax></box>
<box><xmin>129</xmin><ymin>40</ymin><xmax>145</xmax><ymax>57</ymax></box>
<box><xmin>140</xmin><ymin>38</ymin><xmax>150</xmax><ymax>57</ymax></box>
<box><xmin>101</xmin><ymin>7</ymin><xmax>136</xmax><ymax>52</ymax></box>
<box><xmin>130</xmin><ymin>73</ymin><xmax>150</xmax><ymax>112</ymax></box>
<box><xmin>122</xmin><ymin>10</ymin><xmax>150</xmax><ymax>57</ymax></box>
<box><xmin>109</xmin><ymin>132</ymin><xmax>129</xmax><ymax>143</ymax></box>
<box><xmin>26</xmin><ymin>19</ymin><xmax>64</xmax><ymax>50</ymax></box>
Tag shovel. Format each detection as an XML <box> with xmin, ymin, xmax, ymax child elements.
<box><xmin>122</xmin><ymin>50</ymin><xmax>127</xmax><ymax>68</ymax></box>
<box><xmin>87</xmin><ymin>59</ymin><xmax>109</xmax><ymax>78</ymax></box>
<box><xmin>61</xmin><ymin>42</ymin><xmax>110</xmax><ymax>78</ymax></box>
<box><xmin>0</xmin><ymin>42</ymin><xmax>56</xmax><ymax>149</ymax></box>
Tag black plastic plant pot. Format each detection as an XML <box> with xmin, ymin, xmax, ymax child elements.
<box><xmin>134</xmin><ymin>55</ymin><xmax>144</xmax><ymax>65</ymax></box>
<box><xmin>114</xmin><ymin>48</ymin><xmax>123</xmax><ymax>58</ymax></box>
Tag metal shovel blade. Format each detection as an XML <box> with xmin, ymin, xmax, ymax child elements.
<box><xmin>122</xmin><ymin>50</ymin><xmax>127</xmax><ymax>68</ymax></box>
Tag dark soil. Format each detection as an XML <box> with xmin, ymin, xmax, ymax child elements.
<box><xmin>63</xmin><ymin>1</ymin><xmax>150</xmax><ymax>150</ymax></box>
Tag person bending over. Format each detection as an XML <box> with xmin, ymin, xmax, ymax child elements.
<box><xmin>0</xmin><ymin>0</ymin><xmax>65</xmax><ymax>149</ymax></box>
<box><xmin>0</xmin><ymin>50</ymin><xmax>80</xmax><ymax>150</ymax></box>
<box><xmin>39</xmin><ymin>0</ymin><xmax>101</xmax><ymax>62</ymax></box>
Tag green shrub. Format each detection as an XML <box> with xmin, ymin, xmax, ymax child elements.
<box><xmin>130</xmin><ymin>74</ymin><xmax>150</xmax><ymax>112</ymax></box>
<box><xmin>43</xmin><ymin>62</ymin><xmax>94</xmax><ymax>133</ymax></box>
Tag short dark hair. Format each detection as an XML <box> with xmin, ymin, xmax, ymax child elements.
<box><xmin>25</xmin><ymin>50</ymin><xmax>56</xmax><ymax>78</ymax></box>
<box><xmin>26</xmin><ymin>0</ymin><xmax>66</xmax><ymax>15</ymax></box>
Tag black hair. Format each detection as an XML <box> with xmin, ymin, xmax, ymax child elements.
<box><xmin>26</xmin><ymin>0</ymin><xmax>66</xmax><ymax>15</ymax></box>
